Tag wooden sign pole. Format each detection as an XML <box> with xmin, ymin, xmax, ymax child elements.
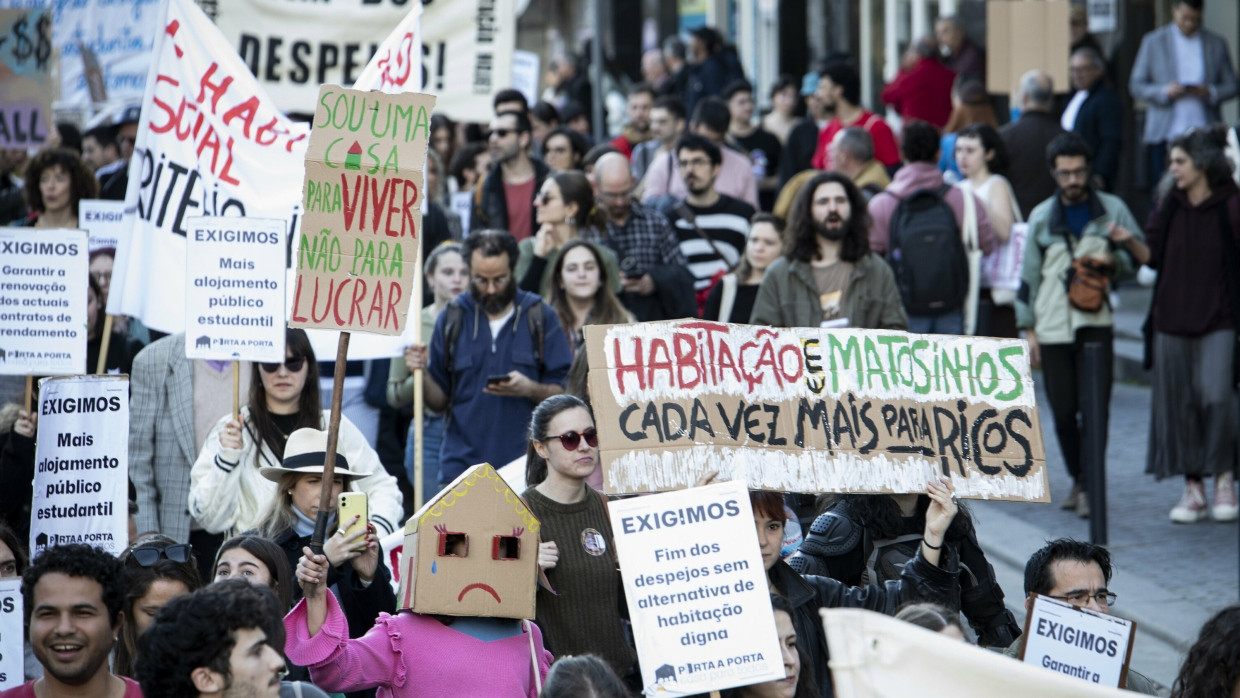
<box><xmin>310</xmin><ymin>331</ymin><xmax>351</xmax><ymax>553</ymax></box>
<box><xmin>95</xmin><ymin>315</ymin><xmax>114</xmax><ymax>374</ymax></box>
<box><xmin>412</xmin><ymin>241</ymin><xmax>425</xmax><ymax>509</ymax></box>
<box><xmin>24</xmin><ymin>375</ymin><xmax>32</xmax><ymax>414</ymax></box>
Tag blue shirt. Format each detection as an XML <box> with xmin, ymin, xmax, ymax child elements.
<box><xmin>427</xmin><ymin>289</ymin><xmax>572</xmax><ymax>484</ymax></box>
<box><xmin>1063</xmin><ymin>202</ymin><xmax>1092</xmax><ymax>238</ymax></box>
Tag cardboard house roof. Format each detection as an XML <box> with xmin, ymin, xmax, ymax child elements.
<box><xmin>398</xmin><ymin>463</ymin><xmax>542</xmax><ymax>618</ymax></box>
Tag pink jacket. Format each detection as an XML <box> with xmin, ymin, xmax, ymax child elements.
<box><xmin>284</xmin><ymin>593</ymin><xmax>553</xmax><ymax>698</ymax></box>
<box><xmin>867</xmin><ymin>162</ymin><xmax>996</xmax><ymax>256</ymax></box>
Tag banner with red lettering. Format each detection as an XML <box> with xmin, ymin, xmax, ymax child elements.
<box><xmin>353</xmin><ymin>4</ymin><xmax>423</xmax><ymax>93</ymax></box>
<box><xmin>107</xmin><ymin>0</ymin><xmax>309</xmax><ymax>333</ymax></box>
<box><xmin>289</xmin><ymin>85</ymin><xmax>435</xmax><ymax>335</ymax></box>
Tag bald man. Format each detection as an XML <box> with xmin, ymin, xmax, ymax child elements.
<box><xmin>589</xmin><ymin>153</ymin><xmax>696</xmax><ymax>321</ymax></box>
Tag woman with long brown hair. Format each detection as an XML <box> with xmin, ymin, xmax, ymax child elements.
<box><xmin>546</xmin><ymin>238</ymin><xmax>634</xmax><ymax>352</ymax></box>
<box><xmin>189</xmin><ymin>328</ymin><xmax>402</xmax><ymax>538</ymax></box>
<box><xmin>516</xmin><ymin>171</ymin><xmax>622</xmax><ymax>297</ymax></box>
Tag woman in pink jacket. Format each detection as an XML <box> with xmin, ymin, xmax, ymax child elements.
<box><xmin>284</xmin><ymin>544</ymin><xmax>553</xmax><ymax>697</ymax></box>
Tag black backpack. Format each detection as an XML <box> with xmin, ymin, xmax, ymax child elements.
<box><xmin>884</xmin><ymin>185</ymin><xmax>968</xmax><ymax>316</ymax></box>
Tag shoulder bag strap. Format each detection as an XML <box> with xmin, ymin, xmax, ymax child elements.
<box><xmin>958</xmin><ymin>182</ymin><xmax>979</xmax><ymax>251</ymax></box>
<box><xmin>676</xmin><ymin>203</ymin><xmax>731</xmax><ymax>265</ymax></box>
<box><xmin>717</xmin><ymin>273</ymin><xmax>739</xmax><ymax>322</ymax></box>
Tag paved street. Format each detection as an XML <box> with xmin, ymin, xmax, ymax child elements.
<box><xmin>972</xmin><ymin>376</ymin><xmax>1239</xmax><ymax>692</ymax></box>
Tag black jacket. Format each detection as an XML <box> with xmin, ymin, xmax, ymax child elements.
<box><xmin>1000</xmin><ymin>110</ymin><xmax>1065</xmax><ymax>219</ymax></box>
<box><xmin>768</xmin><ymin>551</ymin><xmax>959</xmax><ymax>697</ymax></box>
<box><xmin>1070</xmin><ymin>83</ymin><xmax>1122</xmax><ymax>191</ymax></box>
<box><xmin>786</xmin><ymin>501</ymin><xmax>1021</xmax><ymax>648</ymax></box>
<box><xmin>469</xmin><ymin>157</ymin><xmax>551</xmax><ymax>235</ymax></box>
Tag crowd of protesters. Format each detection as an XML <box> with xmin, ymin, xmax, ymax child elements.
<box><xmin>3</xmin><ymin>0</ymin><xmax>1240</xmax><ymax>695</ymax></box>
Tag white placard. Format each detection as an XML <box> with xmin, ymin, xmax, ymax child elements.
<box><xmin>79</xmin><ymin>200</ymin><xmax>130</xmax><ymax>253</ymax></box>
<box><xmin>1021</xmin><ymin>594</ymin><xmax>1136</xmax><ymax>688</ymax></box>
<box><xmin>0</xmin><ymin>228</ymin><xmax>89</xmax><ymax>376</ymax></box>
<box><xmin>511</xmin><ymin>50</ymin><xmax>540</xmax><ymax>110</ymax></box>
<box><xmin>1086</xmin><ymin>0</ymin><xmax>1117</xmax><ymax>33</ymax></box>
<box><xmin>450</xmin><ymin>190</ymin><xmax>473</xmax><ymax>235</ymax></box>
<box><xmin>185</xmin><ymin>217</ymin><xmax>287</xmax><ymax>363</ymax></box>
<box><xmin>609</xmin><ymin>480</ymin><xmax>784</xmax><ymax>696</ymax></box>
<box><xmin>0</xmin><ymin>578</ymin><xmax>19</xmax><ymax>690</ymax></box>
<box><xmin>30</xmin><ymin>375</ymin><xmax>130</xmax><ymax>557</ymax></box>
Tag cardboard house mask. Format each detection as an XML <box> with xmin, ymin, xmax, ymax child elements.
<box><xmin>398</xmin><ymin>463</ymin><xmax>541</xmax><ymax>619</ymax></box>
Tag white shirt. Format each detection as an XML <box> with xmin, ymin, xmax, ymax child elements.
<box><xmin>1168</xmin><ymin>27</ymin><xmax>1209</xmax><ymax>139</ymax></box>
<box><xmin>1061</xmin><ymin>89</ymin><xmax>1090</xmax><ymax>131</ymax></box>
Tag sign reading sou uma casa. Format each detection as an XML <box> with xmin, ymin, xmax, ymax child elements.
<box><xmin>609</xmin><ymin>480</ymin><xmax>784</xmax><ymax>696</ymax></box>
<box><xmin>584</xmin><ymin>321</ymin><xmax>1047</xmax><ymax>500</ymax></box>
<box><xmin>30</xmin><ymin>375</ymin><xmax>130</xmax><ymax>557</ymax></box>
<box><xmin>290</xmin><ymin>86</ymin><xmax>436</xmax><ymax>335</ymax></box>
<box><xmin>185</xmin><ymin>216</ymin><xmax>287</xmax><ymax>363</ymax></box>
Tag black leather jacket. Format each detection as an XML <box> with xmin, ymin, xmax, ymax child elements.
<box><xmin>787</xmin><ymin>500</ymin><xmax>1021</xmax><ymax>648</ymax></box>
<box><xmin>769</xmin><ymin>548</ymin><xmax>960</xmax><ymax>697</ymax></box>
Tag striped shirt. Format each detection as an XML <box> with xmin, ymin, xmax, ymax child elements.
<box><xmin>667</xmin><ymin>195</ymin><xmax>756</xmax><ymax>290</ymax></box>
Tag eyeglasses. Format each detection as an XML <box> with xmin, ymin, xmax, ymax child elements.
<box><xmin>545</xmin><ymin>428</ymin><xmax>599</xmax><ymax>450</ymax></box>
<box><xmin>259</xmin><ymin>357</ymin><xmax>307</xmax><ymax>373</ymax></box>
<box><xmin>1053</xmin><ymin>167</ymin><xmax>1091</xmax><ymax>181</ymax></box>
<box><xmin>487</xmin><ymin>128</ymin><xmax>515</xmax><ymax>139</ymax></box>
<box><xmin>1048</xmin><ymin>590</ymin><xmax>1117</xmax><ymax>608</ymax></box>
<box><xmin>129</xmin><ymin>543</ymin><xmax>193</xmax><ymax>567</ymax></box>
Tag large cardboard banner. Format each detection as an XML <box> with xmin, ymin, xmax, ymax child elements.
<box><xmin>584</xmin><ymin>322</ymin><xmax>1047</xmax><ymax>500</ymax></box>
<box><xmin>289</xmin><ymin>85</ymin><xmax>435</xmax><ymax>335</ymax></box>
<box><xmin>0</xmin><ymin>228</ymin><xmax>89</xmax><ymax>376</ymax></box>
<box><xmin>108</xmin><ymin>0</ymin><xmax>309</xmax><ymax>335</ymax></box>
<box><xmin>823</xmin><ymin>608</ymin><xmax>1128</xmax><ymax>698</ymax></box>
<box><xmin>0</xmin><ymin>7</ymin><xmax>53</xmax><ymax>148</ymax></box>
<box><xmin>80</xmin><ymin>200</ymin><xmax>129</xmax><ymax>252</ymax></box>
<box><xmin>1020</xmin><ymin>595</ymin><xmax>1136</xmax><ymax>689</ymax></box>
<box><xmin>184</xmin><ymin>216</ymin><xmax>287</xmax><ymax>362</ymax></box>
<box><xmin>0</xmin><ymin>578</ymin><xmax>18</xmax><ymax>690</ymax></box>
<box><xmin>29</xmin><ymin>375</ymin><xmax>130</xmax><ymax>557</ymax></box>
<box><xmin>609</xmin><ymin>481</ymin><xmax>784</xmax><ymax>696</ymax></box>
<box><xmin>53</xmin><ymin>0</ymin><xmax>162</xmax><ymax>107</ymax></box>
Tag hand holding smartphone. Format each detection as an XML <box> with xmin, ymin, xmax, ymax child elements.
<box><xmin>486</xmin><ymin>374</ymin><xmax>511</xmax><ymax>386</ymax></box>
<box><xmin>337</xmin><ymin>492</ymin><xmax>369</xmax><ymax>551</ymax></box>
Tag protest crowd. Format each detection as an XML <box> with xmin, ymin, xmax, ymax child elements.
<box><xmin>4</xmin><ymin>0</ymin><xmax>1240</xmax><ymax>696</ymax></box>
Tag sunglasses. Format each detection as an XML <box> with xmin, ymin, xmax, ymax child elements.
<box><xmin>487</xmin><ymin>128</ymin><xmax>515</xmax><ymax>139</ymax></box>
<box><xmin>129</xmin><ymin>543</ymin><xmax>193</xmax><ymax>567</ymax></box>
<box><xmin>259</xmin><ymin>357</ymin><xmax>306</xmax><ymax>373</ymax></box>
<box><xmin>546</xmin><ymin>428</ymin><xmax>599</xmax><ymax>450</ymax></box>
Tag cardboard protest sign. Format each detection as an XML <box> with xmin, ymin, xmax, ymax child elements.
<box><xmin>1020</xmin><ymin>595</ymin><xmax>1136</xmax><ymax>689</ymax></box>
<box><xmin>823</xmin><ymin>608</ymin><xmax>1128</xmax><ymax>698</ymax></box>
<box><xmin>0</xmin><ymin>228</ymin><xmax>89</xmax><ymax>376</ymax></box>
<box><xmin>29</xmin><ymin>375</ymin><xmax>130</xmax><ymax>557</ymax></box>
<box><xmin>0</xmin><ymin>7</ymin><xmax>53</xmax><ymax>148</ymax></box>
<box><xmin>185</xmin><ymin>216</ymin><xmax>287</xmax><ymax>362</ymax></box>
<box><xmin>609</xmin><ymin>480</ymin><xmax>784</xmax><ymax>695</ymax></box>
<box><xmin>0</xmin><ymin>578</ymin><xmax>18</xmax><ymax>690</ymax></box>
<box><xmin>107</xmin><ymin>0</ymin><xmax>309</xmax><ymax>335</ymax></box>
<box><xmin>290</xmin><ymin>85</ymin><xmax>435</xmax><ymax>336</ymax></box>
<box><xmin>398</xmin><ymin>464</ymin><xmax>540</xmax><ymax>619</ymax></box>
<box><xmin>584</xmin><ymin>321</ymin><xmax>1047</xmax><ymax>500</ymax></box>
<box><xmin>54</xmin><ymin>0</ymin><xmax>161</xmax><ymax>107</ymax></box>
<box><xmin>79</xmin><ymin>200</ymin><xmax>129</xmax><ymax>253</ymax></box>
<box><xmin>987</xmin><ymin>1</ymin><xmax>1070</xmax><ymax>96</ymax></box>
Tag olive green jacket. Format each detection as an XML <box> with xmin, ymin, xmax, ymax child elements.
<box><xmin>750</xmin><ymin>253</ymin><xmax>909</xmax><ymax>330</ymax></box>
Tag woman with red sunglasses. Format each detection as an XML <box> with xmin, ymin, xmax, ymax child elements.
<box><xmin>522</xmin><ymin>395</ymin><xmax>638</xmax><ymax>690</ymax></box>
<box><xmin>188</xmin><ymin>328</ymin><xmax>402</xmax><ymax>540</ymax></box>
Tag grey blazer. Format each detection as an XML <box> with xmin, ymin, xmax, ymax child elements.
<box><xmin>128</xmin><ymin>333</ymin><xmax>198</xmax><ymax>543</ymax></box>
<box><xmin>1129</xmin><ymin>23</ymin><xmax>1238</xmax><ymax>143</ymax></box>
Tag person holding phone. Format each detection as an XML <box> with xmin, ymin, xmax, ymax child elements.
<box><xmin>189</xmin><ymin>328</ymin><xmax>402</xmax><ymax>539</ymax></box>
<box><xmin>252</xmin><ymin>428</ymin><xmax>396</xmax><ymax>640</ymax></box>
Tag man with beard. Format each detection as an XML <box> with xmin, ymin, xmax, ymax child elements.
<box><xmin>631</xmin><ymin>95</ymin><xmax>686</xmax><ymax>186</ymax></box>
<box><xmin>590</xmin><ymin>153</ymin><xmax>697</xmax><ymax>321</ymax></box>
<box><xmin>1</xmin><ymin>544</ymin><xmax>142</xmax><ymax>698</ymax></box>
<box><xmin>664</xmin><ymin>134</ymin><xmax>756</xmax><ymax>309</ymax></box>
<box><xmin>135</xmin><ymin>580</ymin><xmax>287</xmax><ymax>698</ymax></box>
<box><xmin>471</xmin><ymin>110</ymin><xmax>550</xmax><ymax>242</ymax></box>
<box><xmin>1017</xmin><ymin>133</ymin><xmax>1141</xmax><ymax>518</ymax></box>
<box><xmin>610</xmin><ymin>82</ymin><xmax>656</xmax><ymax>161</ymax></box>
<box><xmin>868</xmin><ymin>120</ymin><xmax>995</xmax><ymax>335</ymax></box>
<box><xmin>752</xmin><ymin>171</ymin><xmax>906</xmax><ymax>330</ymax></box>
<box><xmin>404</xmin><ymin>230</ymin><xmax>572</xmax><ymax>488</ymax></box>
<box><xmin>810</xmin><ymin>63</ymin><xmax>899</xmax><ymax>173</ymax></box>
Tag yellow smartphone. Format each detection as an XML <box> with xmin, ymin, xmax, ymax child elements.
<box><xmin>337</xmin><ymin>492</ymin><xmax>369</xmax><ymax>550</ymax></box>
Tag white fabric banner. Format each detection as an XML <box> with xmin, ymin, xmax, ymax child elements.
<box><xmin>0</xmin><ymin>578</ymin><xmax>19</xmax><ymax>690</ymax></box>
<box><xmin>353</xmin><ymin>4</ymin><xmax>423</xmax><ymax>93</ymax></box>
<box><xmin>823</xmin><ymin>608</ymin><xmax>1129</xmax><ymax>698</ymax></box>
<box><xmin>30</xmin><ymin>375</ymin><xmax>131</xmax><ymax>557</ymax></box>
<box><xmin>108</xmin><ymin>0</ymin><xmax>309</xmax><ymax>334</ymax></box>
<box><xmin>0</xmin><ymin>228</ymin><xmax>89</xmax><ymax>376</ymax></box>
<box><xmin>43</xmin><ymin>0</ymin><xmax>161</xmax><ymax>107</ymax></box>
<box><xmin>420</xmin><ymin>0</ymin><xmax>516</xmax><ymax>122</ymax></box>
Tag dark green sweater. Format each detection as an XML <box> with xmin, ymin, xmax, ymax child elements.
<box><xmin>523</xmin><ymin>487</ymin><xmax>636</xmax><ymax>675</ymax></box>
